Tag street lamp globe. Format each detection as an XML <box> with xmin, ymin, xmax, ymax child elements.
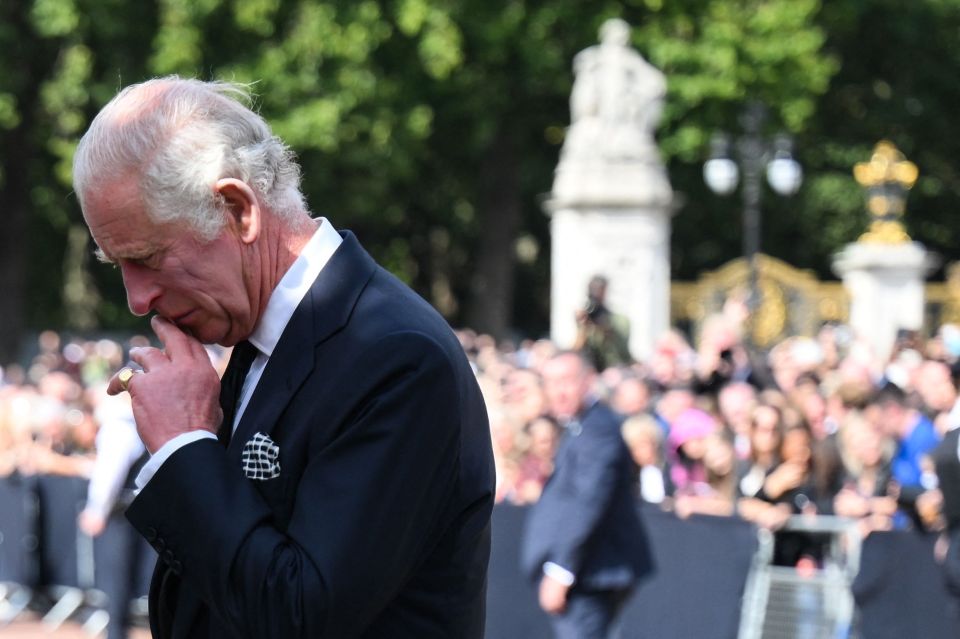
<box><xmin>704</xmin><ymin>134</ymin><xmax>739</xmax><ymax>195</ymax></box>
<box><xmin>766</xmin><ymin>156</ymin><xmax>802</xmax><ymax>196</ymax></box>
<box><xmin>704</xmin><ymin>157</ymin><xmax>739</xmax><ymax>195</ymax></box>
<box><xmin>766</xmin><ymin>136</ymin><xmax>803</xmax><ymax>196</ymax></box>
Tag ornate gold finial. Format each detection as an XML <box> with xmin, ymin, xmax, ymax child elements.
<box><xmin>854</xmin><ymin>141</ymin><xmax>918</xmax><ymax>244</ymax></box>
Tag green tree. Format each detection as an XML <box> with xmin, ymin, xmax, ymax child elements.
<box><xmin>8</xmin><ymin>0</ymin><xmax>959</xmax><ymax>363</ymax></box>
<box><xmin>793</xmin><ymin>0</ymin><xmax>960</xmax><ymax>278</ymax></box>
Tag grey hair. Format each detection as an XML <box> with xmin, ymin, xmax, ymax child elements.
<box><xmin>73</xmin><ymin>76</ymin><xmax>305</xmax><ymax>240</ymax></box>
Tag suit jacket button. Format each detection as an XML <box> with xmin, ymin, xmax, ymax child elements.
<box><xmin>153</xmin><ymin>537</ymin><xmax>166</xmax><ymax>552</ymax></box>
<box><xmin>163</xmin><ymin>549</ymin><xmax>175</xmax><ymax>564</ymax></box>
<box><xmin>144</xmin><ymin>527</ymin><xmax>158</xmax><ymax>542</ymax></box>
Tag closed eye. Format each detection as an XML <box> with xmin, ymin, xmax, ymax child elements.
<box><xmin>132</xmin><ymin>253</ymin><xmax>161</xmax><ymax>269</ymax></box>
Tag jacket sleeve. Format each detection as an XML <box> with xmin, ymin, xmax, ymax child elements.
<box><xmin>126</xmin><ymin>331</ymin><xmax>463</xmax><ymax>638</ymax></box>
<box><xmin>550</xmin><ymin>415</ymin><xmax>623</xmax><ymax>577</ymax></box>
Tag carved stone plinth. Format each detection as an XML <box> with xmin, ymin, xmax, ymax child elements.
<box><xmin>547</xmin><ymin>18</ymin><xmax>674</xmax><ymax>362</ymax></box>
<box><xmin>832</xmin><ymin>242</ymin><xmax>938</xmax><ymax>362</ymax></box>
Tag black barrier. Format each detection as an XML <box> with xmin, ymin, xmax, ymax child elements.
<box><xmin>852</xmin><ymin>530</ymin><xmax>960</xmax><ymax>639</ymax></box>
<box><xmin>6</xmin><ymin>477</ymin><xmax>960</xmax><ymax>635</ymax></box>
<box><xmin>0</xmin><ymin>475</ymin><xmax>39</xmax><ymax>587</ymax></box>
<box><xmin>623</xmin><ymin>507</ymin><xmax>757</xmax><ymax>639</ymax></box>
<box><xmin>92</xmin><ymin>513</ymin><xmax>155</xmax><ymax>599</ymax></box>
<box><xmin>486</xmin><ymin>504</ymin><xmax>757</xmax><ymax>639</ymax></box>
<box><xmin>35</xmin><ymin>474</ymin><xmax>89</xmax><ymax>589</ymax></box>
<box><xmin>486</xmin><ymin>504</ymin><xmax>553</xmax><ymax>638</ymax></box>
<box><xmin>487</xmin><ymin>504</ymin><xmax>960</xmax><ymax>638</ymax></box>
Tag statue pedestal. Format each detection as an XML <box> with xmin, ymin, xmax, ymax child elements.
<box><xmin>546</xmin><ymin>162</ymin><xmax>672</xmax><ymax>362</ymax></box>
<box><xmin>832</xmin><ymin>242</ymin><xmax>938</xmax><ymax>362</ymax></box>
<box><xmin>547</xmin><ymin>17</ymin><xmax>673</xmax><ymax>363</ymax></box>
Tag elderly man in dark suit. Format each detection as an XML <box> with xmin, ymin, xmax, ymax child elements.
<box><xmin>73</xmin><ymin>77</ymin><xmax>494</xmax><ymax>639</ymax></box>
<box><xmin>521</xmin><ymin>351</ymin><xmax>651</xmax><ymax>639</ymax></box>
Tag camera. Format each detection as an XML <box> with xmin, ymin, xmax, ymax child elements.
<box><xmin>583</xmin><ymin>295</ymin><xmax>608</xmax><ymax>324</ymax></box>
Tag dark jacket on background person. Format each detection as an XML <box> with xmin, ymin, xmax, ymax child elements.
<box><xmin>521</xmin><ymin>400</ymin><xmax>652</xmax><ymax>591</ymax></box>
<box><xmin>934</xmin><ymin>427</ymin><xmax>960</xmax><ymax>596</ymax></box>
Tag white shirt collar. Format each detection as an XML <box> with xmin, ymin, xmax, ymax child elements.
<box><xmin>247</xmin><ymin>217</ymin><xmax>343</xmax><ymax>357</ymax></box>
<box><xmin>947</xmin><ymin>397</ymin><xmax>960</xmax><ymax>432</ymax></box>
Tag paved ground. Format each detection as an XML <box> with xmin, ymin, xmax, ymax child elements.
<box><xmin>1</xmin><ymin>614</ymin><xmax>150</xmax><ymax>638</ymax></box>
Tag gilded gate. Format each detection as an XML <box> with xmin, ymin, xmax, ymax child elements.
<box><xmin>670</xmin><ymin>255</ymin><xmax>959</xmax><ymax>348</ymax></box>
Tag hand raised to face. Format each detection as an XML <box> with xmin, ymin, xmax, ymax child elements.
<box><xmin>108</xmin><ymin>316</ymin><xmax>224</xmax><ymax>453</ymax></box>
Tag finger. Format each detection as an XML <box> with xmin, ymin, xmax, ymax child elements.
<box><xmin>107</xmin><ymin>370</ymin><xmax>137</xmax><ymax>396</ymax></box>
<box><xmin>152</xmin><ymin>315</ymin><xmax>203</xmax><ymax>361</ymax></box>
<box><xmin>129</xmin><ymin>347</ymin><xmax>168</xmax><ymax>373</ymax></box>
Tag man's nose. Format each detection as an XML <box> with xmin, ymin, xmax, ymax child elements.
<box><xmin>120</xmin><ymin>263</ymin><xmax>161</xmax><ymax>316</ymax></box>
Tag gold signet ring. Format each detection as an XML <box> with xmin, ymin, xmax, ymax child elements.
<box><xmin>118</xmin><ymin>367</ymin><xmax>137</xmax><ymax>392</ymax></box>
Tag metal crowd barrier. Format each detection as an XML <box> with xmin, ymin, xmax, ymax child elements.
<box><xmin>0</xmin><ymin>473</ymin><xmax>38</xmax><ymax>624</ymax></box>
<box><xmin>738</xmin><ymin>515</ymin><xmax>861</xmax><ymax>639</ymax></box>
<box><xmin>0</xmin><ymin>473</ymin><xmax>154</xmax><ymax>633</ymax></box>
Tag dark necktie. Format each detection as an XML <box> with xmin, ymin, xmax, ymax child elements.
<box><xmin>218</xmin><ymin>340</ymin><xmax>258</xmax><ymax>447</ymax></box>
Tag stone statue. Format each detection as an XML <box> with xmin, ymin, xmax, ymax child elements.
<box><xmin>561</xmin><ymin>18</ymin><xmax>666</xmax><ymax>166</ymax></box>
<box><xmin>546</xmin><ymin>18</ymin><xmax>674</xmax><ymax>362</ymax></box>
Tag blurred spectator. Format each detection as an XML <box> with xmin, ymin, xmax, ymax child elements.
<box><xmin>759</xmin><ymin>422</ymin><xmax>836</xmax><ymax>516</ymax></box>
<box><xmin>502</xmin><ymin>368</ymin><xmax>547</xmax><ymax>426</ymax></box>
<box><xmin>792</xmin><ymin>374</ymin><xmax>831</xmax><ymax>439</ymax></box>
<box><xmin>833</xmin><ymin>411</ymin><xmax>897</xmax><ymax>536</ymax></box>
<box><xmin>737</xmin><ymin>403</ymin><xmax>784</xmax><ymax>499</ymax></box>
<box><xmin>693</xmin><ymin>314</ymin><xmax>744</xmax><ymax>395</ymax></box>
<box><xmin>611</xmin><ymin>375</ymin><xmax>652</xmax><ymax>417</ymax></box>
<box><xmin>622</xmin><ymin>413</ymin><xmax>673</xmax><ymax>505</ymax></box>
<box><xmin>914</xmin><ymin>360</ymin><xmax>957</xmax><ymax>434</ymax></box>
<box><xmin>667</xmin><ymin>408</ymin><xmax>718</xmax><ymax>497</ymax></box>
<box><xmin>758</xmin><ymin>422</ymin><xmax>840</xmax><ymax>567</ymax></box>
<box><xmin>573</xmin><ymin>275</ymin><xmax>632</xmax><ymax>371</ymax></box>
<box><xmin>515</xmin><ymin>416</ymin><xmax>561</xmax><ymax>504</ymax></box>
<box><xmin>647</xmin><ymin>330</ymin><xmax>696</xmax><ymax>390</ymax></box>
<box><xmin>18</xmin><ymin>394</ymin><xmax>95</xmax><ymax>478</ymax></box>
<box><xmin>718</xmin><ymin>381</ymin><xmax>757</xmax><ymax>459</ymax></box>
<box><xmin>932</xmin><ymin>414</ymin><xmax>960</xmax><ymax>600</ymax></box>
<box><xmin>872</xmin><ymin>383</ymin><xmax>941</xmax><ymax>528</ymax></box>
<box><xmin>654</xmin><ymin>386</ymin><xmax>695</xmax><ymax>434</ymax></box>
<box><xmin>675</xmin><ymin>433</ymin><xmax>738</xmax><ymax>519</ymax></box>
<box><xmin>78</xmin><ymin>390</ymin><xmax>148</xmax><ymax>639</ymax></box>
<box><xmin>490</xmin><ymin>409</ymin><xmax>523</xmax><ymax>505</ymax></box>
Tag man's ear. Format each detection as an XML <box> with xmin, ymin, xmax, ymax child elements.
<box><xmin>215</xmin><ymin>178</ymin><xmax>260</xmax><ymax>244</ymax></box>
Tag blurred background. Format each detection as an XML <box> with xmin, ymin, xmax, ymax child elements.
<box><xmin>2</xmin><ymin>0</ymin><xmax>959</xmax><ymax>354</ymax></box>
<box><xmin>3</xmin><ymin>0</ymin><xmax>960</xmax><ymax>637</ymax></box>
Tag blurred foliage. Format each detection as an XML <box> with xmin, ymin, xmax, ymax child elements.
<box><xmin>1</xmin><ymin>0</ymin><xmax>959</xmax><ymax>359</ymax></box>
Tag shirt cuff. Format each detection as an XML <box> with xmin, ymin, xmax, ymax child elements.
<box><xmin>543</xmin><ymin>562</ymin><xmax>576</xmax><ymax>587</ymax></box>
<box><xmin>135</xmin><ymin>431</ymin><xmax>218</xmax><ymax>489</ymax></box>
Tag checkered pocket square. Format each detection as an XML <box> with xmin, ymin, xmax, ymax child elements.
<box><xmin>241</xmin><ymin>432</ymin><xmax>281</xmax><ymax>480</ymax></box>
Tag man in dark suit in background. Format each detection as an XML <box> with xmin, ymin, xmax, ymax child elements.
<box><xmin>522</xmin><ymin>351</ymin><xmax>651</xmax><ymax>638</ymax></box>
<box><xmin>73</xmin><ymin>76</ymin><xmax>494</xmax><ymax>638</ymax></box>
<box><xmin>934</xmin><ymin>421</ymin><xmax>960</xmax><ymax>606</ymax></box>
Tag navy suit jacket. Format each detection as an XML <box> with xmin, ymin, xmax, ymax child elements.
<box><xmin>126</xmin><ymin>232</ymin><xmax>495</xmax><ymax>638</ymax></box>
<box><xmin>521</xmin><ymin>401</ymin><xmax>651</xmax><ymax>591</ymax></box>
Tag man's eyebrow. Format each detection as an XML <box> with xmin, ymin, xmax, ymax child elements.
<box><xmin>93</xmin><ymin>247</ymin><xmax>114</xmax><ymax>264</ymax></box>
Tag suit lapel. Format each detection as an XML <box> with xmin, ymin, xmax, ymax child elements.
<box><xmin>228</xmin><ymin>232</ymin><xmax>377</xmax><ymax>457</ymax></box>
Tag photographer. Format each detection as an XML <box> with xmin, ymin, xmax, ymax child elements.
<box><xmin>573</xmin><ymin>275</ymin><xmax>632</xmax><ymax>371</ymax></box>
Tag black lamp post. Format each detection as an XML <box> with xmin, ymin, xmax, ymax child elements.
<box><xmin>703</xmin><ymin>102</ymin><xmax>802</xmax><ymax>317</ymax></box>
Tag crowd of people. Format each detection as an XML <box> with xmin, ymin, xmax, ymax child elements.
<box><xmin>463</xmin><ymin>310</ymin><xmax>960</xmax><ymax>568</ymax></box>
<box><xmin>0</xmin><ymin>331</ymin><xmax>236</xmax><ymax>520</ymax></box>
<box><xmin>2</xmin><ymin>310</ymin><xmax>959</xmax><ymax>573</ymax></box>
